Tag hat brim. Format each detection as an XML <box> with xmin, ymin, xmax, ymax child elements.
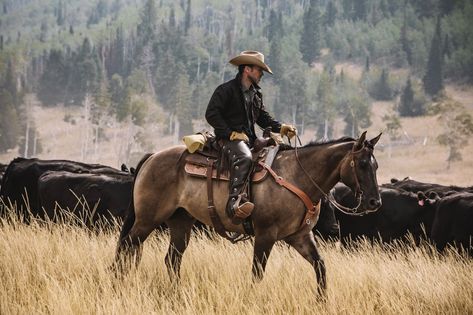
<box><xmin>229</xmin><ymin>55</ymin><xmax>273</xmax><ymax>74</ymax></box>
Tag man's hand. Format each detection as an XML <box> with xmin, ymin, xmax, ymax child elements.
<box><xmin>280</xmin><ymin>124</ymin><xmax>297</xmax><ymax>139</ymax></box>
<box><xmin>230</xmin><ymin>131</ymin><xmax>249</xmax><ymax>142</ymax></box>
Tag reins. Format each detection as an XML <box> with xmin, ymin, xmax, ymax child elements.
<box><xmin>290</xmin><ymin>135</ymin><xmax>369</xmax><ymax>217</ymax></box>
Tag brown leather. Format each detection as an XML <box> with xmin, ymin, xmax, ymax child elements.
<box><xmin>185</xmin><ymin>163</ymin><xmax>265</xmax><ymax>182</ymax></box>
<box><xmin>258</xmin><ymin>161</ymin><xmax>321</xmax><ymax>230</ymax></box>
<box><xmin>231</xmin><ymin>194</ymin><xmax>254</xmax><ymax>225</ymax></box>
<box><xmin>184</xmin><ymin>146</ymin><xmax>280</xmax><ymax>183</ymax></box>
<box><xmin>252</xmin><ymin>137</ymin><xmax>276</xmax><ymax>153</ymax></box>
<box><xmin>206</xmin><ymin>160</ymin><xmax>232</xmax><ymax>239</ymax></box>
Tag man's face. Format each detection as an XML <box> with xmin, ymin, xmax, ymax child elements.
<box><xmin>247</xmin><ymin>65</ymin><xmax>264</xmax><ymax>85</ymax></box>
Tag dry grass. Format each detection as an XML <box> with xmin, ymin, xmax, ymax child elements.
<box><xmin>0</xmin><ymin>212</ymin><xmax>472</xmax><ymax>315</ymax></box>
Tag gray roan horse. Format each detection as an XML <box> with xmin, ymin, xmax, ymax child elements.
<box><xmin>114</xmin><ymin>131</ymin><xmax>382</xmax><ymax>296</ymax></box>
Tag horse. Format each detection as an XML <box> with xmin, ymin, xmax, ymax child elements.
<box><xmin>113</xmin><ymin>131</ymin><xmax>382</xmax><ymax>296</ymax></box>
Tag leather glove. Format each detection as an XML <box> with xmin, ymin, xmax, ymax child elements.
<box><xmin>270</xmin><ymin>132</ymin><xmax>284</xmax><ymax>144</ymax></box>
<box><xmin>230</xmin><ymin>131</ymin><xmax>249</xmax><ymax>142</ymax></box>
<box><xmin>280</xmin><ymin>124</ymin><xmax>297</xmax><ymax>139</ymax></box>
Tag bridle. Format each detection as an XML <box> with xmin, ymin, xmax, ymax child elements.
<box><xmin>291</xmin><ymin>135</ymin><xmax>372</xmax><ymax>217</ymax></box>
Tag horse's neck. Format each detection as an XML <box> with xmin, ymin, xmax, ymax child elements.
<box><xmin>277</xmin><ymin>142</ymin><xmax>353</xmax><ymax>199</ymax></box>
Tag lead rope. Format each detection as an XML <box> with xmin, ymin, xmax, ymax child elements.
<box><xmin>290</xmin><ymin>134</ymin><xmax>367</xmax><ymax>217</ymax></box>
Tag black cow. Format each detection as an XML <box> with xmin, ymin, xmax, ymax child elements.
<box><xmin>384</xmin><ymin>177</ymin><xmax>473</xmax><ymax>197</ymax></box>
<box><xmin>327</xmin><ymin>184</ymin><xmax>437</xmax><ymax>243</ymax></box>
<box><xmin>0</xmin><ymin>157</ymin><xmax>128</xmax><ymax>221</ymax></box>
<box><xmin>0</xmin><ymin>162</ymin><xmax>7</xmax><ymax>188</ymax></box>
<box><xmin>37</xmin><ymin>171</ymin><xmax>133</xmax><ymax>226</ymax></box>
<box><xmin>430</xmin><ymin>191</ymin><xmax>473</xmax><ymax>254</ymax></box>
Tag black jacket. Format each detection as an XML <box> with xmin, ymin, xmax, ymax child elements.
<box><xmin>205</xmin><ymin>74</ymin><xmax>281</xmax><ymax>144</ymax></box>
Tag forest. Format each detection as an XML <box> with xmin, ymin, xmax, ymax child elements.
<box><xmin>1</xmin><ymin>0</ymin><xmax>473</xmax><ymax>165</ymax></box>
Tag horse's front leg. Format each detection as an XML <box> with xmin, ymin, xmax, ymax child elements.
<box><xmin>252</xmin><ymin>229</ymin><xmax>277</xmax><ymax>281</ymax></box>
<box><xmin>285</xmin><ymin>231</ymin><xmax>327</xmax><ymax>297</ymax></box>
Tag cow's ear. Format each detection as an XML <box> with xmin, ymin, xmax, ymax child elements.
<box><xmin>428</xmin><ymin>191</ymin><xmax>440</xmax><ymax>201</ymax></box>
<box><xmin>417</xmin><ymin>191</ymin><xmax>426</xmax><ymax>206</ymax></box>
<box><xmin>369</xmin><ymin>133</ymin><xmax>382</xmax><ymax>147</ymax></box>
<box><xmin>355</xmin><ymin>131</ymin><xmax>367</xmax><ymax>151</ymax></box>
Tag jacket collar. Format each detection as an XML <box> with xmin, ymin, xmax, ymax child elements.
<box><xmin>235</xmin><ymin>73</ymin><xmax>261</xmax><ymax>92</ymax></box>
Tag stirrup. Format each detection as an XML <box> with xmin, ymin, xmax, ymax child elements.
<box><xmin>225</xmin><ymin>231</ymin><xmax>251</xmax><ymax>243</ymax></box>
<box><xmin>231</xmin><ymin>193</ymin><xmax>254</xmax><ymax>225</ymax></box>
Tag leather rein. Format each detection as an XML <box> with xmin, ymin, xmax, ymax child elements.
<box><xmin>291</xmin><ymin>135</ymin><xmax>370</xmax><ymax>217</ymax></box>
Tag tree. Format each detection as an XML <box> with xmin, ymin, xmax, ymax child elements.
<box><xmin>0</xmin><ymin>89</ymin><xmax>20</xmax><ymax>153</ymax></box>
<box><xmin>342</xmin><ymin>96</ymin><xmax>371</xmax><ymax>138</ymax></box>
<box><xmin>173</xmin><ymin>68</ymin><xmax>193</xmax><ymax>138</ymax></box>
<box><xmin>137</xmin><ymin>0</ymin><xmax>158</xmax><ymax>44</ymax></box>
<box><xmin>431</xmin><ymin>97</ymin><xmax>473</xmax><ymax>169</ymax></box>
<box><xmin>324</xmin><ymin>1</ymin><xmax>337</xmax><ymax>27</ymax></box>
<box><xmin>299</xmin><ymin>0</ymin><xmax>321</xmax><ymax>65</ymax></box>
<box><xmin>184</xmin><ymin>0</ymin><xmax>192</xmax><ymax>35</ymax></box>
<box><xmin>278</xmin><ymin>62</ymin><xmax>307</xmax><ymax>133</ymax></box>
<box><xmin>369</xmin><ymin>68</ymin><xmax>393</xmax><ymax>101</ymax></box>
<box><xmin>398</xmin><ymin>77</ymin><xmax>414</xmax><ymax>116</ymax></box>
<box><xmin>67</xmin><ymin>38</ymin><xmax>101</xmax><ymax>105</ymax></box>
<box><xmin>37</xmin><ymin>49</ymin><xmax>66</xmax><ymax>106</ymax></box>
<box><xmin>18</xmin><ymin>94</ymin><xmax>42</xmax><ymax>157</ymax></box>
<box><xmin>56</xmin><ymin>0</ymin><xmax>65</xmax><ymax>26</ymax></box>
<box><xmin>423</xmin><ymin>18</ymin><xmax>444</xmax><ymax>96</ymax></box>
<box><xmin>353</xmin><ymin>0</ymin><xmax>368</xmax><ymax>21</ymax></box>
<box><xmin>382</xmin><ymin>110</ymin><xmax>402</xmax><ymax>158</ymax></box>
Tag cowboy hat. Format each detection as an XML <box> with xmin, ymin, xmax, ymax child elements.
<box><xmin>229</xmin><ymin>50</ymin><xmax>273</xmax><ymax>74</ymax></box>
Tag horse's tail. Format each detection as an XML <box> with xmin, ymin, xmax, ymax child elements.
<box><xmin>118</xmin><ymin>153</ymin><xmax>153</xmax><ymax>241</ymax></box>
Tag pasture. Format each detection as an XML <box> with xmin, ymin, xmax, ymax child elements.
<box><xmin>0</xmin><ymin>212</ymin><xmax>472</xmax><ymax>314</ymax></box>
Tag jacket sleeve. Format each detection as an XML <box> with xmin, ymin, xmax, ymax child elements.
<box><xmin>256</xmin><ymin>95</ymin><xmax>282</xmax><ymax>133</ymax></box>
<box><xmin>205</xmin><ymin>85</ymin><xmax>233</xmax><ymax>139</ymax></box>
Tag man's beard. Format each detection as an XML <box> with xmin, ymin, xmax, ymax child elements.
<box><xmin>249</xmin><ymin>75</ymin><xmax>260</xmax><ymax>85</ymax></box>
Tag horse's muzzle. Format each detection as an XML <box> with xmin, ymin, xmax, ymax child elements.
<box><xmin>366</xmin><ymin>198</ymin><xmax>382</xmax><ymax>212</ymax></box>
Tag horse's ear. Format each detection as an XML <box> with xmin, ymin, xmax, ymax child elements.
<box><xmin>368</xmin><ymin>133</ymin><xmax>382</xmax><ymax>147</ymax></box>
<box><xmin>355</xmin><ymin>131</ymin><xmax>367</xmax><ymax>150</ymax></box>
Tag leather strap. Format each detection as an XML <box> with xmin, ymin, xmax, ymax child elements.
<box><xmin>206</xmin><ymin>160</ymin><xmax>230</xmax><ymax>239</ymax></box>
<box><xmin>258</xmin><ymin>161</ymin><xmax>320</xmax><ymax>229</ymax></box>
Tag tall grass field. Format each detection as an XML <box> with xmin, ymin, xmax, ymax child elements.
<box><xmin>0</xmin><ymin>212</ymin><xmax>472</xmax><ymax>314</ymax></box>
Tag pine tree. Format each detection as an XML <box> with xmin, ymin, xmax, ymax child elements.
<box><xmin>57</xmin><ymin>0</ymin><xmax>65</xmax><ymax>26</ymax></box>
<box><xmin>353</xmin><ymin>0</ymin><xmax>368</xmax><ymax>21</ymax></box>
<box><xmin>398</xmin><ymin>77</ymin><xmax>415</xmax><ymax>116</ymax></box>
<box><xmin>38</xmin><ymin>49</ymin><xmax>67</xmax><ymax>106</ymax></box>
<box><xmin>267</xmin><ymin>10</ymin><xmax>278</xmax><ymax>42</ymax></box>
<box><xmin>324</xmin><ymin>1</ymin><xmax>337</xmax><ymax>27</ymax></box>
<box><xmin>137</xmin><ymin>0</ymin><xmax>158</xmax><ymax>43</ymax></box>
<box><xmin>299</xmin><ymin>0</ymin><xmax>321</xmax><ymax>65</ymax></box>
<box><xmin>342</xmin><ymin>0</ymin><xmax>353</xmax><ymax>19</ymax></box>
<box><xmin>423</xmin><ymin>18</ymin><xmax>444</xmax><ymax>96</ymax></box>
<box><xmin>184</xmin><ymin>0</ymin><xmax>192</xmax><ymax>35</ymax></box>
<box><xmin>370</xmin><ymin>68</ymin><xmax>393</xmax><ymax>101</ymax></box>
<box><xmin>401</xmin><ymin>8</ymin><xmax>412</xmax><ymax>65</ymax></box>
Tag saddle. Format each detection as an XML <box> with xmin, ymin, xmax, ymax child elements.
<box><xmin>184</xmin><ymin>129</ymin><xmax>279</xmax><ymax>182</ymax></box>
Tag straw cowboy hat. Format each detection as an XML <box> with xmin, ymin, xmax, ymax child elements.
<box><xmin>229</xmin><ymin>50</ymin><xmax>273</xmax><ymax>74</ymax></box>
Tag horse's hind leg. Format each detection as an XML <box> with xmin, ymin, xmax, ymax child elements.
<box><xmin>165</xmin><ymin>208</ymin><xmax>196</xmax><ymax>280</ymax></box>
<box><xmin>114</xmin><ymin>217</ymin><xmax>156</xmax><ymax>275</ymax></box>
<box><xmin>285</xmin><ymin>232</ymin><xmax>326</xmax><ymax>297</ymax></box>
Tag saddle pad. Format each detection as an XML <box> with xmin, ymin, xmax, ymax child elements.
<box><xmin>184</xmin><ymin>163</ymin><xmax>268</xmax><ymax>183</ymax></box>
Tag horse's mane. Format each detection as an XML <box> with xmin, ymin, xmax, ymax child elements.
<box><xmin>278</xmin><ymin>136</ymin><xmax>356</xmax><ymax>151</ymax></box>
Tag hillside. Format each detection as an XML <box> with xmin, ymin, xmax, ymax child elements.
<box><xmin>1</xmin><ymin>74</ymin><xmax>472</xmax><ymax>186</ymax></box>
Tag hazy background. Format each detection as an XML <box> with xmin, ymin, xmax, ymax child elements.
<box><xmin>1</xmin><ymin>0</ymin><xmax>472</xmax><ymax>185</ymax></box>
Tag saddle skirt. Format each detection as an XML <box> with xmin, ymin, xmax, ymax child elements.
<box><xmin>184</xmin><ymin>145</ymin><xmax>279</xmax><ymax>183</ymax></box>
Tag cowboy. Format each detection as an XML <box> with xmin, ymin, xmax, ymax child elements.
<box><xmin>205</xmin><ymin>50</ymin><xmax>297</xmax><ymax>225</ymax></box>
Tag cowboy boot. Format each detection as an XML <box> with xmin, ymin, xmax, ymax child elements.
<box><xmin>224</xmin><ymin>140</ymin><xmax>254</xmax><ymax>224</ymax></box>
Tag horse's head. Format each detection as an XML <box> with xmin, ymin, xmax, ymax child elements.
<box><xmin>340</xmin><ymin>131</ymin><xmax>382</xmax><ymax>214</ymax></box>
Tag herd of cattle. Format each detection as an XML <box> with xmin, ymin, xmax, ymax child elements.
<box><xmin>0</xmin><ymin>157</ymin><xmax>472</xmax><ymax>254</ymax></box>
